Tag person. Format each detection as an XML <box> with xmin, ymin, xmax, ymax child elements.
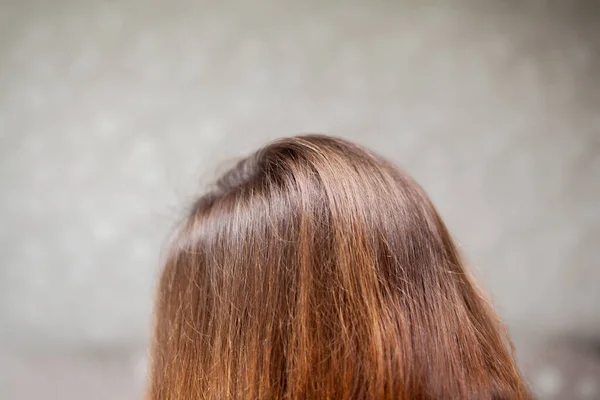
<box><xmin>148</xmin><ymin>135</ymin><xmax>531</xmax><ymax>399</ymax></box>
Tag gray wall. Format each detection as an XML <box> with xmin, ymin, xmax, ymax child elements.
<box><xmin>1</xmin><ymin>1</ymin><xmax>599</xmax><ymax>399</ymax></box>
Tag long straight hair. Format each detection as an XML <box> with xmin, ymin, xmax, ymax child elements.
<box><xmin>148</xmin><ymin>135</ymin><xmax>530</xmax><ymax>399</ymax></box>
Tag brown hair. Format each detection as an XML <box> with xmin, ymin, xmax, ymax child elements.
<box><xmin>148</xmin><ymin>135</ymin><xmax>530</xmax><ymax>399</ymax></box>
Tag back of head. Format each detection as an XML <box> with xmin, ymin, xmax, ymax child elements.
<box><xmin>149</xmin><ymin>135</ymin><xmax>530</xmax><ymax>399</ymax></box>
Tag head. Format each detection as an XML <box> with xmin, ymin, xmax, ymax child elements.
<box><xmin>149</xmin><ymin>135</ymin><xmax>530</xmax><ymax>399</ymax></box>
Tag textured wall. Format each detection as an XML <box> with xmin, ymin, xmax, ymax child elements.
<box><xmin>0</xmin><ymin>1</ymin><xmax>599</xmax><ymax>398</ymax></box>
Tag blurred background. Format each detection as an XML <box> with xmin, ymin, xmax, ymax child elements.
<box><xmin>0</xmin><ymin>0</ymin><xmax>599</xmax><ymax>399</ymax></box>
